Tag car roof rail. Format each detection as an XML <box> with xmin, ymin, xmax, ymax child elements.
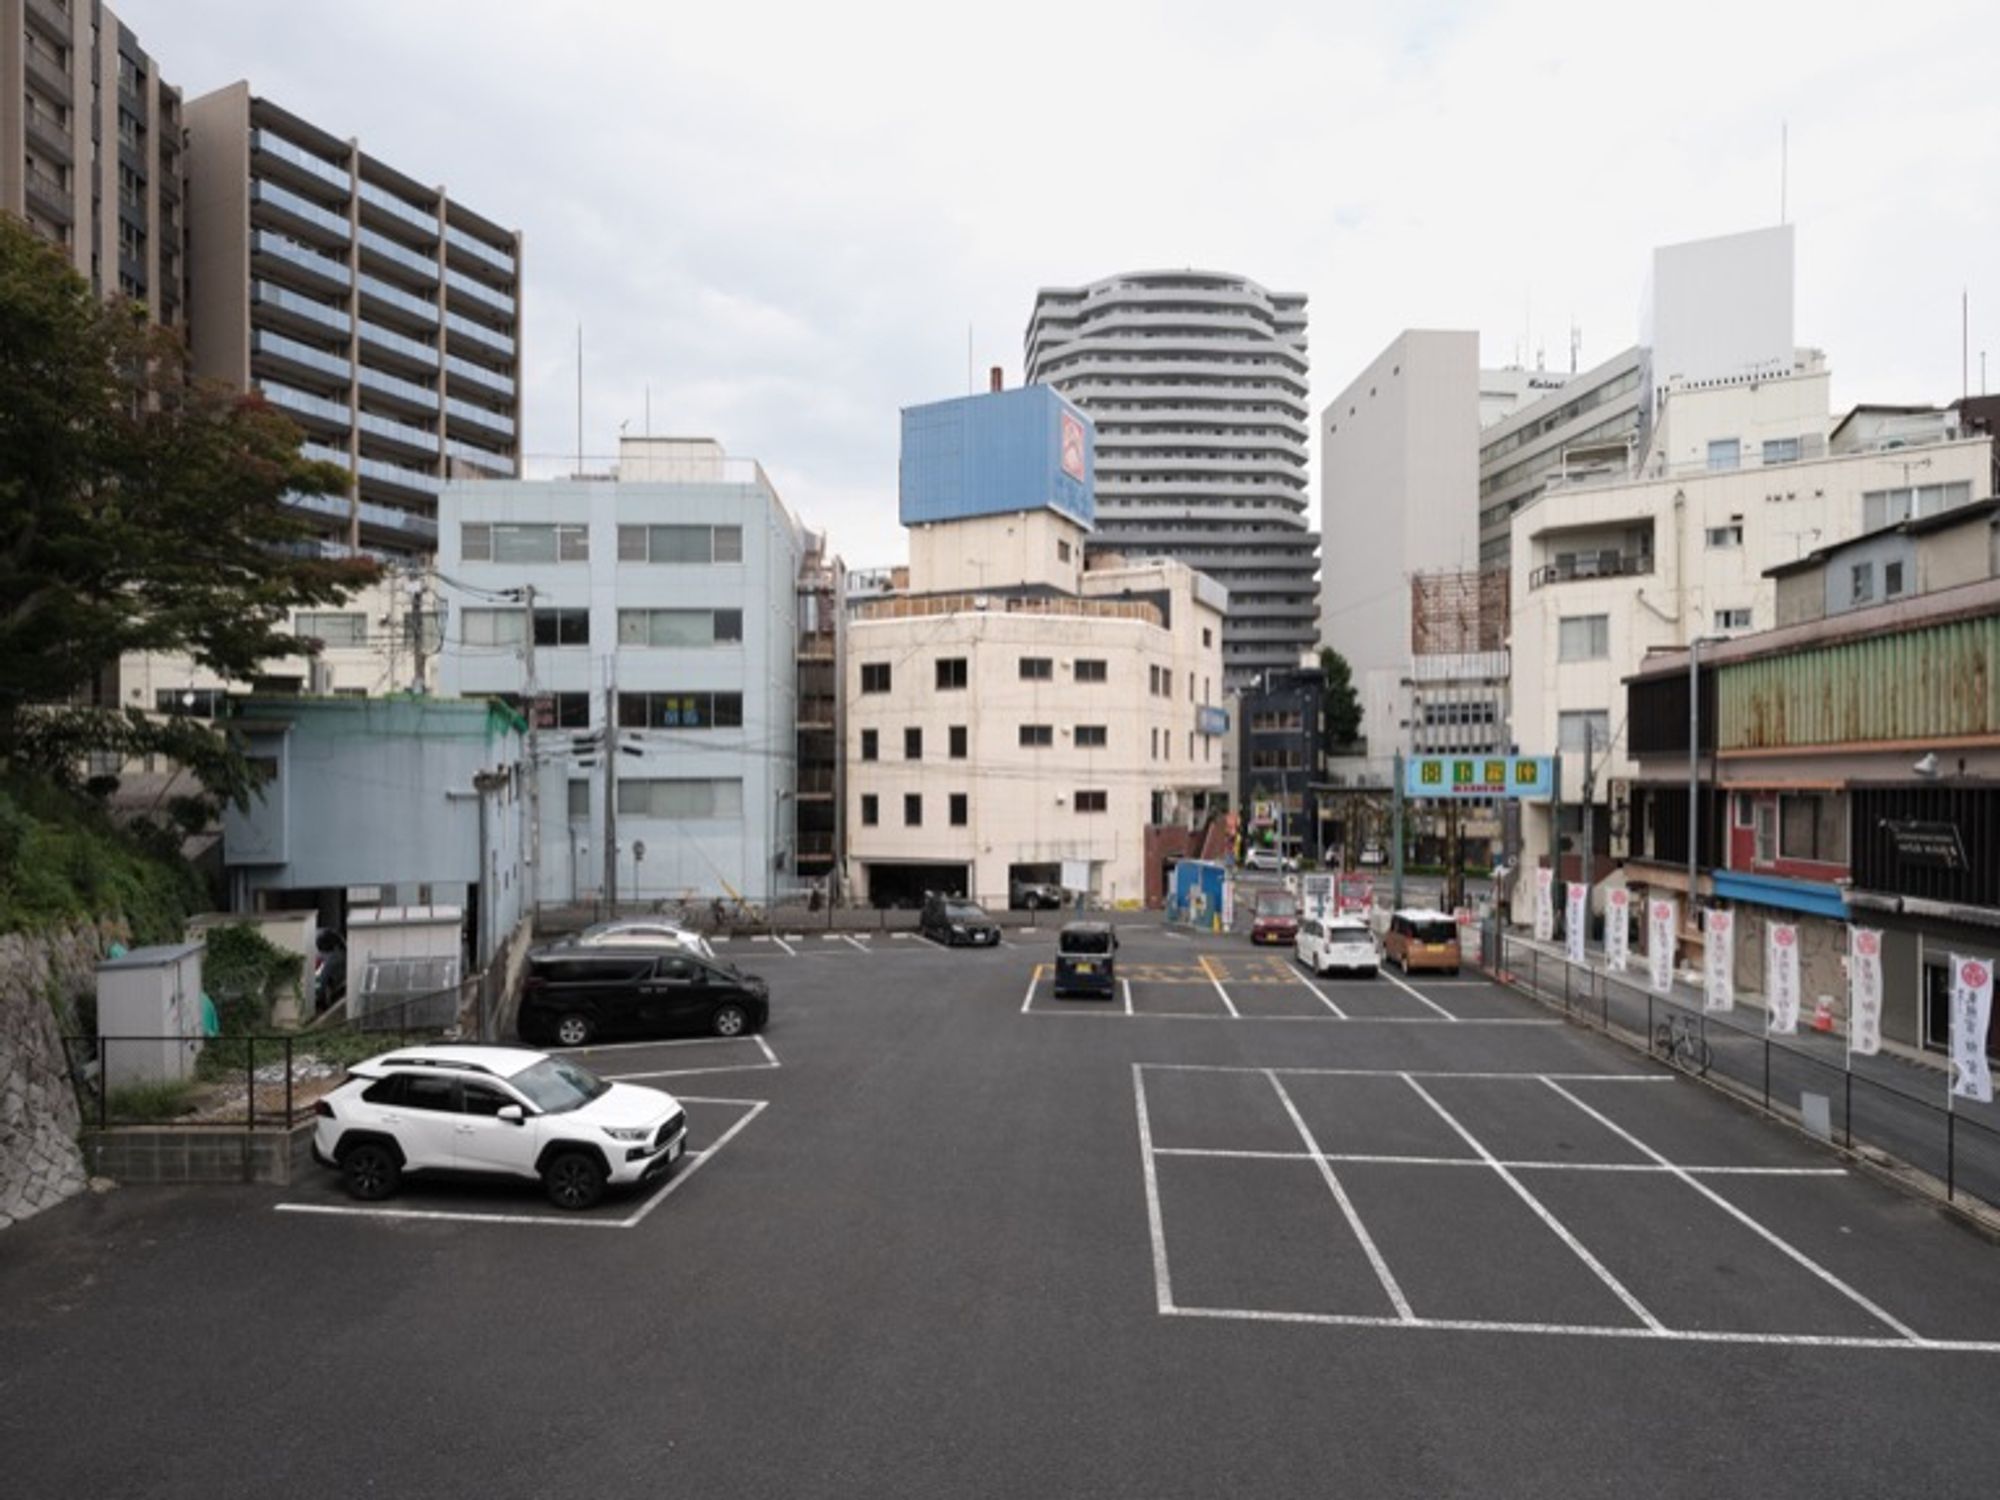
<box><xmin>380</xmin><ymin>1055</ymin><xmax>498</xmax><ymax>1076</ymax></box>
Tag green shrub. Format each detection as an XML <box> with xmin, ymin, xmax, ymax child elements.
<box><xmin>202</xmin><ymin>924</ymin><xmax>302</xmax><ymax>1034</ymax></box>
<box><xmin>104</xmin><ymin>1078</ymin><xmax>200</xmax><ymax>1123</ymax></box>
<box><xmin>0</xmin><ymin>774</ymin><xmax>208</xmax><ymax>942</ymax></box>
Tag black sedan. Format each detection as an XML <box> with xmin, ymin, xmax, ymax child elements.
<box><xmin>920</xmin><ymin>896</ymin><xmax>1002</xmax><ymax>947</ymax></box>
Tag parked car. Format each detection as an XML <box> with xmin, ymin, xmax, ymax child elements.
<box><xmin>1358</xmin><ymin>845</ymin><xmax>1387</xmax><ymax>867</ymax></box>
<box><xmin>313</xmin><ymin>929</ymin><xmax>346</xmax><ymax>1013</ymax></box>
<box><xmin>571</xmin><ymin>918</ymin><xmax>715</xmax><ymax>960</ymax></box>
<box><xmin>921</xmin><ymin>893</ymin><xmax>1001</xmax><ymax>947</ymax></box>
<box><xmin>1250</xmin><ymin>890</ymin><xmax>1300</xmax><ymax>946</ymax></box>
<box><xmin>519</xmin><ymin>947</ymin><xmax>769</xmax><ymax>1048</ymax></box>
<box><xmin>1010</xmin><ymin>880</ymin><xmax>1065</xmax><ymax>911</ymax></box>
<box><xmin>1243</xmin><ymin>848</ymin><xmax>1295</xmax><ymax>873</ymax></box>
<box><xmin>312</xmin><ymin>1045</ymin><xmax>687</xmax><ymax>1210</ymax></box>
<box><xmin>1296</xmin><ymin>915</ymin><xmax>1379</xmax><ymax>977</ymax></box>
<box><xmin>1383</xmin><ymin>909</ymin><xmax>1462</xmax><ymax>975</ymax></box>
<box><xmin>1053</xmin><ymin>921</ymin><xmax>1118</xmax><ymax>999</ymax></box>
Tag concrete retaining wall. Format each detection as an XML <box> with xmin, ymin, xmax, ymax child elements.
<box><xmin>83</xmin><ymin>1121</ymin><xmax>316</xmax><ymax>1185</ymax></box>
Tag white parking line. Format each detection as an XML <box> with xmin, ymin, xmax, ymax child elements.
<box><xmin>769</xmin><ymin>933</ymin><xmax>797</xmax><ymax>957</ymax></box>
<box><xmin>1021</xmin><ymin>970</ymin><xmax>1040</xmax><ymax>1013</ymax></box>
<box><xmin>1289</xmin><ymin>962</ymin><xmax>1348</xmax><ymax>1019</ymax></box>
<box><xmin>1378</xmin><ymin>967</ymin><xmax>1459</xmax><ymax>1021</ymax></box>
<box><xmin>621</xmin><ymin>1099</ymin><xmax>768</xmax><ymax>1228</ymax></box>
<box><xmin>1133</xmin><ymin>1065</ymin><xmax>1176</xmax><ymax>1313</ymax></box>
<box><xmin>1123</xmin><ymin>978</ymin><xmax>1134</xmax><ymax>1015</ymax></box>
<box><xmin>841</xmin><ymin>935</ymin><xmax>869</xmax><ymax>953</ymax></box>
<box><xmin>1403</xmin><ymin>1073</ymin><xmax>1661</xmax><ymax>1332</ymax></box>
<box><xmin>1198</xmin><ymin>954</ymin><xmax>1241</xmax><ymax>1018</ymax></box>
<box><xmin>567</xmin><ymin>1034</ymin><xmax>766</xmax><ymax>1057</ymax></box>
<box><xmin>604</xmin><ymin>1032</ymin><xmax>778</xmax><ymax>1081</ymax></box>
<box><xmin>1023</xmin><ymin>1011</ymin><xmax>1558</xmax><ymax>1026</ymax></box>
<box><xmin>1149</xmin><ymin>1147</ymin><xmax>1847</xmax><ymax>1177</ymax></box>
<box><xmin>1542</xmin><ymin>1078</ymin><xmax>1925</xmax><ymax>1343</ymax></box>
<box><xmin>1144</xmin><ymin>1063</ymin><xmax>1667</xmax><ymax>1081</ymax></box>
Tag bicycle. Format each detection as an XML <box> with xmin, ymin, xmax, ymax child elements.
<box><xmin>1653</xmin><ymin>1011</ymin><xmax>1713</xmax><ymax>1077</ymax></box>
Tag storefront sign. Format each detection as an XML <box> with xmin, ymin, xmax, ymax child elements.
<box><xmin>1534</xmin><ymin>867</ymin><xmax>1555</xmax><ymax>942</ymax></box>
<box><xmin>1704</xmin><ymin>908</ymin><xmax>1735</xmax><ymax>1013</ymax></box>
<box><xmin>1884</xmin><ymin>820</ymin><xmax>1967</xmax><ymax>872</ymax></box>
<box><xmin>1605</xmin><ymin>888</ymin><xmax>1631</xmax><ymax>972</ymax></box>
<box><xmin>1849</xmin><ymin>928</ymin><xmax>1883</xmax><ymax>1057</ymax></box>
<box><xmin>1949</xmin><ymin>955</ymin><xmax>1994</xmax><ymax>1104</ymax></box>
<box><xmin>1648</xmin><ymin>898</ymin><xmax>1677</xmax><ymax>994</ymax></box>
<box><xmin>1767</xmin><ymin>923</ymin><xmax>1800</xmax><ymax>1035</ymax></box>
<box><xmin>1565</xmin><ymin>882</ymin><xmax>1587</xmax><ymax>965</ymax></box>
<box><xmin>1301</xmin><ymin>873</ymin><xmax>1334</xmax><ymax>922</ymax></box>
<box><xmin>1404</xmin><ymin>755</ymin><xmax>1556</xmax><ymax>800</ymax></box>
<box><xmin>1336</xmin><ymin>873</ymin><xmax>1374</xmax><ymax>914</ymax></box>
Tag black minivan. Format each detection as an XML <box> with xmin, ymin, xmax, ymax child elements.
<box><xmin>520</xmin><ymin>947</ymin><xmax>770</xmax><ymax>1048</ymax></box>
<box><xmin>1053</xmin><ymin>922</ymin><xmax>1118</xmax><ymax>1000</ymax></box>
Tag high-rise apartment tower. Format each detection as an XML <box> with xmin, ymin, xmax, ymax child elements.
<box><xmin>1024</xmin><ymin>270</ymin><xmax>1316</xmax><ymax>690</ymax></box>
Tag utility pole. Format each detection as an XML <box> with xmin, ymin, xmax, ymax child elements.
<box><xmin>1687</xmin><ymin>638</ymin><xmax>1703</xmax><ymax>953</ymax></box>
<box><xmin>602</xmin><ymin>677</ymin><xmax>618</xmax><ymax>918</ymax></box>
<box><xmin>1579</xmin><ymin>725</ymin><xmax>1595</xmax><ymax>951</ymax></box>
<box><xmin>521</xmin><ymin>583</ymin><xmax>541</xmax><ymax>920</ymax></box>
<box><xmin>1391</xmin><ymin>749</ymin><xmax>1405</xmax><ymax>910</ymax></box>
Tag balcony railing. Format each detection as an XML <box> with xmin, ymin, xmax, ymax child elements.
<box><xmin>446</xmin><ymin>396</ymin><xmax>515</xmax><ymax>438</ymax></box>
<box><xmin>358</xmin><ymin>364</ymin><xmax>439</xmax><ymax>410</ymax></box>
<box><xmin>261</xmin><ymin>381</ymin><xmax>351</xmax><ymax>428</ymax></box>
<box><xmin>359</xmin><ymin>273</ymin><xmax>439</xmax><ymax>325</ymax></box>
<box><xmin>1528</xmin><ymin>552</ymin><xmax>1654</xmax><ymax>590</ymax></box>
<box><xmin>358</xmin><ymin>179</ymin><xmax>437</xmax><ymax>236</ymax></box>
<box><xmin>360</xmin><ymin>319</ymin><xmax>439</xmax><ymax>367</ymax></box>
<box><xmin>252</xmin><ymin>179</ymin><xmax>351</xmax><ymax>243</ymax></box>
<box><xmin>446</xmin><ymin>267</ymin><xmax>515</xmax><ymax>318</ymax></box>
<box><xmin>253</xmin><ymin>280</ymin><xmax>351</xmax><ymax>336</ymax></box>
<box><xmin>445</xmin><ymin>353</ymin><xmax>515</xmax><ymax>398</ymax></box>
<box><xmin>360</xmin><ymin>227</ymin><xmax>439</xmax><ymax>281</ymax></box>
<box><xmin>445</xmin><ymin>311</ymin><xmax>513</xmax><ymax>357</ymax></box>
<box><xmin>797</xmin><ymin>695</ymin><xmax>836</xmax><ymax>727</ymax></box>
<box><xmin>253</xmin><ymin>231</ymin><xmax>351</xmax><ymax>289</ymax></box>
<box><xmin>252</xmin><ymin>129</ymin><xmax>351</xmax><ymax>193</ymax></box>
<box><xmin>253</xmin><ymin>329</ymin><xmax>352</xmax><ymax>384</ymax></box>
<box><xmin>23</xmin><ymin>44</ymin><xmax>73</xmax><ymax>104</ymax></box>
<box><xmin>852</xmin><ymin>593</ymin><xmax>1163</xmax><ymax>627</ymax></box>
<box><xmin>445</xmin><ymin>223</ymin><xmax>514</xmax><ymax>275</ymax></box>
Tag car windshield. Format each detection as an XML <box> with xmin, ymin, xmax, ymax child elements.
<box><xmin>509</xmin><ymin>1057</ymin><xmax>611</xmax><ymax>1113</ymax></box>
<box><xmin>1256</xmin><ymin>893</ymin><xmax>1297</xmax><ymax>917</ymax></box>
<box><xmin>946</xmin><ymin>903</ymin><xmax>988</xmax><ymax>921</ymax></box>
<box><xmin>1060</xmin><ymin>929</ymin><xmax>1113</xmax><ymax>955</ymax></box>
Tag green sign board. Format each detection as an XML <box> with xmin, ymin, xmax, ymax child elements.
<box><xmin>1403</xmin><ymin>754</ymin><xmax>1556</xmax><ymax>800</ymax></box>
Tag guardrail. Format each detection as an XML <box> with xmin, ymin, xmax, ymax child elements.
<box><xmin>1487</xmin><ymin>930</ymin><xmax>2000</xmax><ymax>1214</ymax></box>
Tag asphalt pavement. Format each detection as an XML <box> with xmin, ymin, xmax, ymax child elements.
<box><xmin>5</xmin><ymin>915</ymin><xmax>2000</xmax><ymax>1499</ymax></box>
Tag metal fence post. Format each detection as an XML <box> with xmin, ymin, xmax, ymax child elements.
<box><xmin>1762</xmin><ymin>1038</ymin><xmax>1770</xmax><ymax>1114</ymax></box>
<box><xmin>1844</xmin><ymin>1071</ymin><xmax>1852</xmax><ymax>1151</ymax></box>
<box><xmin>1949</xmin><ymin>1113</ymin><xmax>1957</xmax><ymax>1202</ymax></box>
<box><xmin>1530</xmin><ymin>945</ymin><xmax>1539</xmax><ymax>999</ymax></box>
<box><xmin>246</xmin><ymin>1036</ymin><xmax>256</xmax><ymax>1131</ymax></box>
<box><xmin>1600</xmin><ymin>968</ymin><xmax>1609</xmax><ymax>1031</ymax></box>
<box><xmin>1562</xmin><ymin>957</ymin><xmax>1572</xmax><ymax>1015</ymax></box>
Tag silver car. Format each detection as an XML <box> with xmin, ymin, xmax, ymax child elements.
<box><xmin>571</xmin><ymin>919</ymin><xmax>716</xmax><ymax>961</ymax></box>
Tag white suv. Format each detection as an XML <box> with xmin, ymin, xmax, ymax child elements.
<box><xmin>312</xmin><ymin>1045</ymin><xmax>687</xmax><ymax>1211</ymax></box>
<box><xmin>1296</xmin><ymin>914</ymin><xmax>1379</xmax><ymax>977</ymax></box>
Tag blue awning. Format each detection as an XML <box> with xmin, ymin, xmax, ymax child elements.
<box><xmin>1711</xmin><ymin>868</ymin><xmax>1850</xmax><ymax>920</ymax></box>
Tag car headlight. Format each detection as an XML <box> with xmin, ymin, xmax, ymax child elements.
<box><xmin>603</xmin><ymin>1126</ymin><xmax>651</xmax><ymax>1143</ymax></box>
<box><xmin>951</xmin><ymin>924</ymin><xmax>966</xmax><ymax>934</ymax></box>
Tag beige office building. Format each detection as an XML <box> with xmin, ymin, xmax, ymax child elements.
<box><xmin>2</xmin><ymin>0</ymin><xmax>185</xmax><ymax>322</ymax></box>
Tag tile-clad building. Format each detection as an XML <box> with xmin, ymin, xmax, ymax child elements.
<box><xmin>2</xmin><ymin>0</ymin><xmax>185</xmax><ymax>324</ymax></box>
<box><xmin>185</xmin><ymin>82</ymin><xmax>521</xmax><ymax>557</ymax></box>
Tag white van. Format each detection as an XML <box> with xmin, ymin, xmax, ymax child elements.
<box><xmin>1296</xmin><ymin>914</ymin><xmax>1379</xmax><ymax>977</ymax></box>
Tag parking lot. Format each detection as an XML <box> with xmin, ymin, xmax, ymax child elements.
<box><xmin>7</xmin><ymin>912</ymin><xmax>2000</xmax><ymax>1499</ymax></box>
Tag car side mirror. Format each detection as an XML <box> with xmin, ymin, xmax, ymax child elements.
<box><xmin>498</xmin><ymin>1105</ymin><xmax>525</xmax><ymax>1124</ymax></box>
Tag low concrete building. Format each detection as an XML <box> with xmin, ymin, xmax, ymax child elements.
<box><xmin>221</xmin><ymin>696</ymin><xmax>526</xmax><ymax>969</ymax></box>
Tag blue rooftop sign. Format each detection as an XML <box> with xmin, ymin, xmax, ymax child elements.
<box><xmin>899</xmin><ymin>385</ymin><xmax>1094</xmax><ymax>530</ymax></box>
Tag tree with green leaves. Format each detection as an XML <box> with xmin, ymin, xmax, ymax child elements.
<box><xmin>1319</xmin><ymin>645</ymin><xmax>1363</xmax><ymax>747</ymax></box>
<box><xmin>0</xmin><ymin>214</ymin><xmax>375</xmax><ymax>804</ymax></box>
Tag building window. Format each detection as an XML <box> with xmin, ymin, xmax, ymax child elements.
<box><xmin>1056</xmin><ymin>539</ymin><xmax>1072</xmax><ymax>563</ymax></box>
<box><xmin>1851</xmin><ymin>562</ymin><xmax>1874</xmax><ymax>605</ymax></box>
<box><xmin>155</xmin><ymin>688</ymin><xmax>226</xmax><ymax>718</ymax></box>
<box><xmin>1075</xmin><ymin>659</ymin><xmax>1107</xmax><ymax>683</ymax></box>
<box><xmin>1019</xmin><ymin>724</ymin><xmax>1053</xmax><ymax>748</ymax></box>
<box><xmin>904</xmin><ymin>794</ymin><xmax>922</xmax><ymax>827</ymax></box>
<box><xmin>861</xmin><ymin>663</ymin><xmax>891</xmax><ymax>694</ymax></box>
<box><xmin>1202</xmin><ymin>628</ymin><xmax>1213</xmax><ymax>648</ymax></box>
<box><xmin>567</xmin><ymin>779</ymin><xmax>591</xmax><ymax>819</ymax></box>
<box><xmin>949</xmin><ymin>793</ymin><xmax>968</xmax><ymax>826</ymax></box>
<box><xmin>904</xmin><ymin>727</ymin><xmax>922</xmax><ymax>760</ymax></box>
<box><xmin>1779</xmin><ymin>792</ymin><xmax>1849</xmax><ymax>865</ymax></box>
<box><xmin>1019</xmin><ymin>656</ymin><xmax>1053</xmax><ymax>681</ymax></box>
<box><xmin>1707</xmin><ymin>439</ymin><xmax>1741</xmax><ymax>472</ymax></box>
<box><xmin>1762</xmin><ymin>437</ymin><xmax>1801</xmax><ymax>465</ymax></box>
<box><xmin>460</xmin><ymin>608</ymin><xmax>524</xmax><ymax>647</ymax></box>
<box><xmin>1557</xmin><ymin>614</ymin><xmax>1609</xmax><ymax>661</ymax></box>
<box><xmin>1863</xmin><ymin>481</ymin><xmax>1974</xmax><ymax>531</ymax></box>
<box><xmin>1713</xmin><ymin>607</ymin><xmax>1752</xmax><ymax>632</ymax></box>
<box><xmin>533</xmin><ymin>608</ymin><xmax>590</xmax><ymax>647</ymax></box>
<box><xmin>949</xmin><ymin>725</ymin><xmax>967</xmax><ymax>759</ymax></box>
<box><xmin>861</xmin><ymin>794</ymin><xmax>879</xmax><ymax>826</ymax></box>
<box><xmin>1754</xmin><ymin>799</ymin><xmax>1778</xmax><ymax>863</ymax></box>
<box><xmin>1557</xmin><ymin>710</ymin><xmax>1608</xmax><ymax>753</ymax></box>
<box><xmin>616</xmin><ymin>523</ymin><xmax>743</xmax><ymax>564</ymax></box>
<box><xmin>511</xmin><ymin>693</ymin><xmax>591</xmax><ymax>728</ymax></box>
<box><xmin>616</xmin><ymin>691</ymin><xmax>744</xmax><ymax>729</ymax></box>
<box><xmin>936</xmin><ymin>657</ymin><xmax>968</xmax><ymax>690</ymax></box>
<box><xmin>617</xmin><ymin>609</ymin><xmax>742</xmax><ymax>646</ymax></box>
<box><xmin>460</xmin><ymin>522</ymin><xmax>587</xmax><ymax>564</ymax></box>
<box><xmin>1705</xmin><ymin>519</ymin><xmax>1744</xmax><ymax>549</ymax></box>
<box><xmin>1733</xmin><ymin>792</ymin><xmax>1754</xmax><ymax>829</ymax></box>
<box><xmin>616</xmin><ymin>778</ymin><xmax>744</xmax><ymax>819</ymax></box>
<box><xmin>1075</xmin><ymin>725</ymin><xmax>1107</xmax><ymax>748</ymax></box>
<box><xmin>1151</xmin><ymin>727</ymin><xmax>1159</xmax><ymax>759</ymax></box>
<box><xmin>1075</xmin><ymin>790</ymin><xmax>1108</xmax><ymax>814</ymax></box>
<box><xmin>1884</xmin><ymin>561</ymin><xmax>1906</xmax><ymax>597</ymax></box>
<box><xmin>295</xmin><ymin>611</ymin><xmax>368</xmax><ymax>647</ymax></box>
<box><xmin>860</xmin><ymin>729</ymin><xmax>878</xmax><ymax>762</ymax></box>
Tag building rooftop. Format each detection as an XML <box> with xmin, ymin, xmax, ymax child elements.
<box><xmin>1763</xmin><ymin>498</ymin><xmax>2000</xmax><ymax>580</ymax></box>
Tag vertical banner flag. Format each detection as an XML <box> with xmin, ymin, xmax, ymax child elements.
<box><xmin>1848</xmin><ymin>928</ymin><xmax>1883</xmax><ymax>1057</ymax></box>
<box><xmin>1606</xmin><ymin>888</ymin><xmax>1632</xmax><ymax>972</ymax></box>
<box><xmin>1704</xmin><ymin>908</ymin><xmax>1735</xmax><ymax>1012</ymax></box>
<box><xmin>1534</xmin><ymin>867</ymin><xmax>1555</xmax><ymax>943</ymax></box>
<box><xmin>1648</xmin><ymin>897</ymin><xmax>1676</xmax><ymax>994</ymax></box>
<box><xmin>1766</xmin><ymin>923</ymin><xmax>1800</xmax><ymax>1035</ymax></box>
<box><xmin>1949</xmin><ymin>955</ymin><xmax>1995</xmax><ymax>1104</ymax></box>
<box><xmin>1565</xmin><ymin>882</ymin><xmax>1587</xmax><ymax>965</ymax></box>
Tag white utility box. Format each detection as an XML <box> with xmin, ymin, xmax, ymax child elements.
<box><xmin>96</xmin><ymin>941</ymin><xmax>206</xmax><ymax>1089</ymax></box>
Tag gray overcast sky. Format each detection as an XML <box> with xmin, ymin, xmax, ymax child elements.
<box><xmin>122</xmin><ymin>0</ymin><xmax>2000</xmax><ymax>566</ymax></box>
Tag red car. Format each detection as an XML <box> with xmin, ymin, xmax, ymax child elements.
<box><xmin>1250</xmin><ymin>891</ymin><xmax>1300</xmax><ymax>945</ymax></box>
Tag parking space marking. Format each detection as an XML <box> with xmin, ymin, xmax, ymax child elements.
<box><xmin>1021</xmin><ymin>966</ymin><xmax>1042</xmax><ymax>1013</ymax></box>
<box><xmin>1122</xmin><ymin>978</ymin><xmax>1133</xmax><ymax>1015</ymax></box>
<box><xmin>1541</xmin><ymin>1079</ymin><xmax>1924</xmax><ymax>1343</ymax></box>
<box><xmin>841</xmin><ymin>935</ymin><xmax>869</xmax><ymax>953</ymax></box>
<box><xmin>602</xmin><ymin>1032</ymin><xmax>780</xmax><ymax>1082</ymax></box>
<box><xmin>1150</xmin><ymin>1148</ymin><xmax>1846</xmax><ymax>1177</ymax></box>
<box><xmin>1197</xmin><ymin>954</ymin><xmax>1241</xmax><ymax>1018</ymax></box>
<box><xmin>1145</xmin><ymin>1063</ymin><xmax>1668</xmax><ymax>1082</ymax></box>
<box><xmin>1266</xmin><ymin>1070</ymin><xmax>1413</xmax><ymax>1321</ymax></box>
<box><xmin>769</xmin><ymin>933</ymin><xmax>798</xmax><ymax>957</ymax></box>
<box><xmin>1288</xmin><ymin>963</ymin><xmax>1348</xmax><ymax>1019</ymax></box>
<box><xmin>1378</xmin><ymin>968</ymin><xmax>1458</xmax><ymax>1021</ymax></box>
<box><xmin>273</xmin><ymin>1097</ymin><xmax>766</xmax><ymax>1231</ymax></box>
<box><xmin>1133</xmin><ymin>1063</ymin><xmax>1177</xmax><ymax>1312</ymax></box>
<box><xmin>1402</xmin><ymin>1073</ymin><xmax>1661</xmax><ymax>1332</ymax></box>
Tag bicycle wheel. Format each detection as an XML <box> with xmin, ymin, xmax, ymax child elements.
<box><xmin>1653</xmin><ymin>1022</ymin><xmax>1675</xmax><ymax>1059</ymax></box>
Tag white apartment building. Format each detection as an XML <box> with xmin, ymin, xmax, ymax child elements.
<box><xmin>1023</xmin><ymin>269</ymin><xmax>1315</xmax><ymax>690</ymax></box>
<box><xmin>1509</xmin><ymin>364</ymin><xmax>1994</xmax><ymax>908</ymax></box>
<box><xmin>437</xmin><ymin>438</ymin><xmax>803</xmax><ymax>909</ymax></box>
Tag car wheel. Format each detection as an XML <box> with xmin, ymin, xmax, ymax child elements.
<box><xmin>340</xmin><ymin>1141</ymin><xmax>400</xmax><ymax>1202</ymax></box>
<box><xmin>554</xmin><ymin>1013</ymin><xmax>594</xmax><ymax>1048</ymax></box>
<box><xmin>543</xmin><ymin>1151</ymin><xmax>607</xmax><ymax>1211</ymax></box>
<box><xmin>712</xmin><ymin>1002</ymin><xmax>750</xmax><ymax>1038</ymax></box>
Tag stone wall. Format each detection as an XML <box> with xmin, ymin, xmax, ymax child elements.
<box><xmin>0</xmin><ymin>921</ymin><xmax>121</xmax><ymax>1229</ymax></box>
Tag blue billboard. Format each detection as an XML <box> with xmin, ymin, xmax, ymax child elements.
<box><xmin>899</xmin><ymin>385</ymin><xmax>1094</xmax><ymax>529</ymax></box>
<box><xmin>1403</xmin><ymin>754</ymin><xmax>1557</xmax><ymax>800</ymax></box>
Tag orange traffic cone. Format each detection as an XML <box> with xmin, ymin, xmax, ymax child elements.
<box><xmin>1811</xmin><ymin>995</ymin><xmax>1835</xmax><ymax>1033</ymax></box>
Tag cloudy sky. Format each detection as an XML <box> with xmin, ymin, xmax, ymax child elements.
<box><xmin>124</xmin><ymin>0</ymin><xmax>2000</xmax><ymax>564</ymax></box>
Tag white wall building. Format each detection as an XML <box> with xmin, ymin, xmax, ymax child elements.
<box><xmin>437</xmin><ymin>438</ymin><xmax>803</xmax><ymax>908</ymax></box>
